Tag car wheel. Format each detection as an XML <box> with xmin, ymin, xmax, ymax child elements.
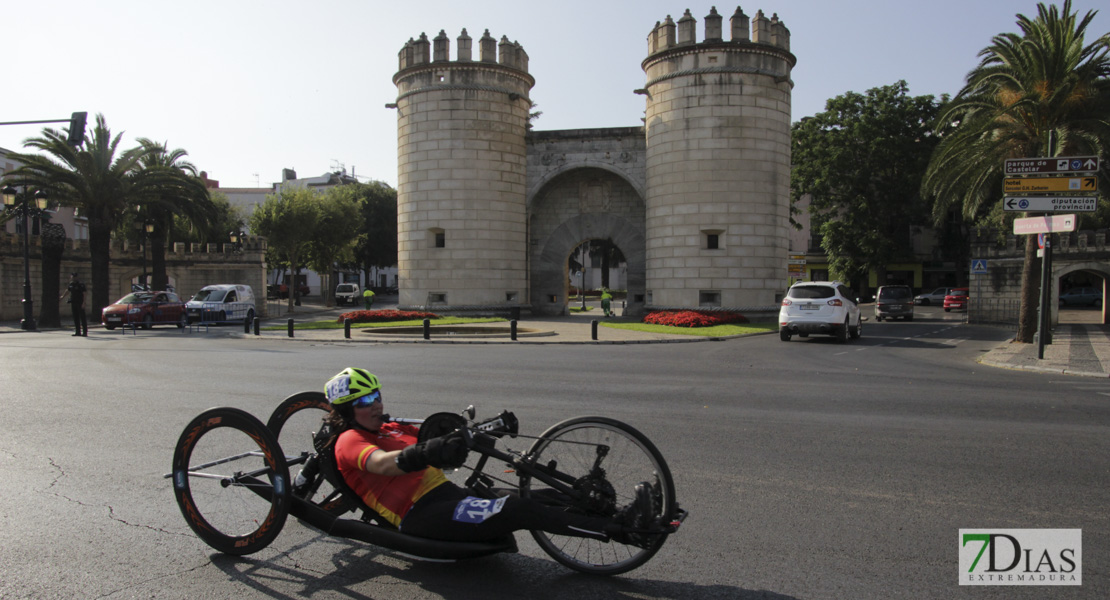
<box><xmin>835</xmin><ymin>318</ymin><xmax>848</xmax><ymax>343</ymax></box>
<box><xmin>944</xmin><ymin>307</ymin><xmax>950</xmax><ymax>312</ymax></box>
<box><xmin>142</xmin><ymin>314</ymin><xmax>153</xmax><ymax>330</ymax></box>
<box><xmin>876</xmin><ymin>315</ymin><xmax>882</xmax><ymax>322</ymax></box>
<box><xmin>105</xmin><ymin>325</ymin><xmax>115</xmax><ymax>331</ymax></box>
<box><xmin>219</xmin><ymin>311</ymin><xmax>227</xmax><ymax>324</ymax></box>
<box><xmin>779</xmin><ymin>328</ymin><xmax>791</xmax><ymax>342</ymax></box>
<box><xmin>178</xmin><ymin>313</ymin><xmax>187</xmax><ymax>329</ymax></box>
<box><xmin>246</xmin><ymin>309</ymin><xmax>255</xmax><ymax>326</ymax></box>
<box><xmin>850</xmin><ymin>318</ymin><xmax>861</xmax><ymax>340</ymax></box>
<box><xmin>906</xmin><ymin>314</ymin><xmax>914</xmax><ymax>321</ymax></box>
<box><xmin>921</xmin><ymin>299</ymin><xmax>930</xmax><ymax>306</ymax></box>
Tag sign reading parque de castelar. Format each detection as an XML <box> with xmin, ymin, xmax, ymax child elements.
<box><xmin>1003</xmin><ymin>156</ymin><xmax>1099</xmax><ymax>175</ymax></box>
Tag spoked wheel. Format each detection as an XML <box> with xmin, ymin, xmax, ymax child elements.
<box><xmin>171</xmin><ymin>407</ymin><xmax>290</xmax><ymax>555</ymax></box>
<box><xmin>265</xmin><ymin>392</ymin><xmax>349</xmax><ymax>514</ymax></box>
<box><xmin>520</xmin><ymin>416</ymin><xmax>676</xmax><ymax>575</ymax></box>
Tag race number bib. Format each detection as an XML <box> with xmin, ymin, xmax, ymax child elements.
<box><xmin>325</xmin><ymin>375</ymin><xmax>350</xmax><ymax>402</ymax></box>
<box><xmin>452</xmin><ymin>496</ymin><xmax>507</xmax><ymax>524</ymax></box>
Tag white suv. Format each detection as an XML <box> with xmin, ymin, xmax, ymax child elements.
<box><xmin>779</xmin><ymin>281</ymin><xmax>862</xmax><ymax>343</ymax></box>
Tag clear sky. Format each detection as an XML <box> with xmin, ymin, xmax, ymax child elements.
<box><xmin>4</xmin><ymin>1</ymin><xmax>1107</xmax><ymax>189</ymax></box>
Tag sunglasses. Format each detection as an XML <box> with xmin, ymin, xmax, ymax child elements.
<box><xmin>351</xmin><ymin>390</ymin><xmax>382</xmax><ymax>408</ymax></box>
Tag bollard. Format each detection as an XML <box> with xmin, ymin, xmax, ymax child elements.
<box><xmin>344</xmin><ymin>318</ymin><xmax>351</xmax><ymax>339</ymax></box>
<box><xmin>591</xmin><ymin>320</ymin><xmax>599</xmax><ymax>341</ymax></box>
<box><xmin>253</xmin><ymin>317</ymin><xmax>260</xmax><ymax>336</ymax></box>
<box><xmin>244</xmin><ymin>318</ymin><xmax>251</xmax><ymax>334</ymax></box>
<box><xmin>288</xmin><ymin>318</ymin><xmax>294</xmax><ymax>338</ymax></box>
<box><xmin>510</xmin><ymin>319</ymin><xmax>517</xmax><ymax>341</ymax></box>
<box><xmin>423</xmin><ymin>319</ymin><xmax>430</xmax><ymax>340</ymax></box>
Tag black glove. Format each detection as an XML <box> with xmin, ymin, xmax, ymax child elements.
<box><xmin>396</xmin><ymin>432</ymin><xmax>470</xmax><ymax>472</ymax></box>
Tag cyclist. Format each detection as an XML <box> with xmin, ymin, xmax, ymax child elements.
<box><xmin>323</xmin><ymin>367</ymin><xmax>655</xmax><ymax>545</ymax></box>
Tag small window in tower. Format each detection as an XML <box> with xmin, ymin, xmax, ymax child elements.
<box><xmin>429</xmin><ymin>228</ymin><xmax>446</xmax><ymax>248</ymax></box>
<box><xmin>428</xmin><ymin>293</ymin><xmax>447</xmax><ymax>304</ymax></box>
<box><xmin>506</xmin><ymin>291</ymin><xmax>519</xmax><ymax>303</ymax></box>
<box><xmin>699</xmin><ymin>291</ymin><xmax>722</xmax><ymax>307</ymax></box>
<box><xmin>436</xmin><ymin>72</ymin><xmax>446</xmax><ymax>83</ymax></box>
<box><xmin>702</xmin><ymin>229</ymin><xmax>724</xmax><ymax>250</ymax></box>
<box><xmin>708</xmin><ymin>56</ymin><xmax>718</xmax><ymax>64</ymax></box>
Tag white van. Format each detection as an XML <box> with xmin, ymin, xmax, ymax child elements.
<box><xmin>187</xmin><ymin>284</ymin><xmax>256</xmax><ymax>324</ymax></box>
<box><xmin>335</xmin><ymin>283</ymin><xmax>361</xmax><ymax>305</ymax></box>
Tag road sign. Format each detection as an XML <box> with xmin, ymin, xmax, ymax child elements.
<box><xmin>1013</xmin><ymin>214</ymin><xmax>1078</xmax><ymax>235</ymax></box>
<box><xmin>1004</xmin><ymin>156</ymin><xmax>1100</xmax><ymax>175</ymax></box>
<box><xmin>1004</xmin><ymin>176</ymin><xmax>1097</xmax><ymax>194</ymax></box>
<box><xmin>1003</xmin><ymin>196</ymin><xmax>1096</xmax><ymax>212</ymax></box>
<box><xmin>971</xmin><ymin>259</ymin><xmax>988</xmax><ymax>274</ymax></box>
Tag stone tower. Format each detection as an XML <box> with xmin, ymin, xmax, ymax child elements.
<box><xmin>641</xmin><ymin>7</ymin><xmax>795</xmax><ymax>309</ymax></box>
<box><xmin>392</xmin><ymin>30</ymin><xmax>534</xmax><ymax>310</ymax></box>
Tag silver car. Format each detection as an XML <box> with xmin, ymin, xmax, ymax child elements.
<box><xmin>779</xmin><ymin>281</ymin><xmax>862</xmax><ymax>343</ymax></box>
<box><xmin>914</xmin><ymin>287</ymin><xmax>951</xmax><ymax>306</ymax></box>
<box><xmin>875</xmin><ymin>285</ymin><xmax>914</xmax><ymax>321</ymax></box>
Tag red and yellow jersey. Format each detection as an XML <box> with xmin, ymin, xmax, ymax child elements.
<box><xmin>334</xmin><ymin>423</ymin><xmax>447</xmax><ymax>527</ymax></box>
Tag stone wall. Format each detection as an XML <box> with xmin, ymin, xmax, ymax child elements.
<box><xmin>0</xmin><ymin>233</ymin><xmax>268</xmax><ymax>323</ymax></box>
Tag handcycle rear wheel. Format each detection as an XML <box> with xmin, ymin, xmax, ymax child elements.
<box><xmin>171</xmin><ymin>407</ymin><xmax>290</xmax><ymax>555</ymax></box>
<box><xmin>520</xmin><ymin>416</ymin><xmax>677</xmax><ymax>575</ymax></box>
<box><xmin>266</xmin><ymin>392</ymin><xmax>350</xmax><ymax>514</ymax></box>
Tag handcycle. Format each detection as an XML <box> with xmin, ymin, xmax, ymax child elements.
<box><xmin>167</xmin><ymin>391</ymin><xmax>688</xmax><ymax>575</ymax></box>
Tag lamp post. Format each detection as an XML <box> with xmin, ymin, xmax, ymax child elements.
<box><xmin>2</xmin><ymin>185</ymin><xmax>48</xmax><ymax>330</ymax></box>
<box><xmin>229</xmin><ymin>230</ymin><xmax>243</xmax><ymax>252</ymax></box>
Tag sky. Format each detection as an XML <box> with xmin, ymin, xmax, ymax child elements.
<box><xmin>4</xmin><ymin>0</ymin><xmax>1108</xmax><ymax>190</ymax></box>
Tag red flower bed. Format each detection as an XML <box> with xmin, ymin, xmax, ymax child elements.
<box><xmin>642</xmin><ymin>310</ymin><xmax>748</xmax><ymax>328</ymax></box>
<box><xmin>337</xmin><ymin>309</ymin><xmax>439</xmax><ymax>324</ymax></box>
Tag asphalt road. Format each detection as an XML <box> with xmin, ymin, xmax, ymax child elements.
<box><xmin>1</xmin><ymin>306</ymin><xmax>1107</xmax><ymax>599</ymax></box>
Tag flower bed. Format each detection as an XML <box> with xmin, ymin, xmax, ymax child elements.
<box><xmin>337</xmin><ymin>309</ymin><xmax>439</xmax><ymax>324</ymax></box>
<box><xmin>642</xmin><ymin>310</ymin><xmax>749</xmax><ymax>328</ymax></box>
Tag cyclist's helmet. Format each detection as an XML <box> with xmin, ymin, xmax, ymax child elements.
<box><xmin>325</xmin><ymin>367</ymin><xmax>382</xmax><ymax>406</ymax></box>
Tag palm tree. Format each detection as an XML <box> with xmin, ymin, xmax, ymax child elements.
<box><xmin>9</xmin><ymin>114</ymin><xmax>158</xmax><ymax>317</ymax></box>
<box><xmin>133</xmin><ymin>139</ymin><xmax>215</xmax><ymax>291</ymax></box>
<box><xmin>922</xmin><ymin>1</ymin><xmax>1110</xmax><ymax>342</ymax></box>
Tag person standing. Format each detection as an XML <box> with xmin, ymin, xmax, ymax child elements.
<box><xmin>60</xmin><ymin>272</ymin><xmax>88</xmax><ymax>336</ymax></box>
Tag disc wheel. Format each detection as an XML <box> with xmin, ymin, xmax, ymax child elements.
<box><xmin>171</xmin><ymin>407</ymin><xmax>290</xmax><ymax>555</ymax></box>
<box><xmin>519</xmin><ymin>416</ymin><xmax>676</xmax><ymax>575</ymax></box>
<box><xmin>265</xmin><ymin>392</ymin><xmax>348</xmax><ymax>514</ymax></box>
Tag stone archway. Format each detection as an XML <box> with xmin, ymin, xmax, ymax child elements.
<box><xmin>1053</xmin><ymin>260</ymin><xmax>1109</xmax><ymax>324</ymax></box>
<box><xmin>527</xmin><ymin>167</ymin><xmax>645</xmax><ymax>316</ymax></box>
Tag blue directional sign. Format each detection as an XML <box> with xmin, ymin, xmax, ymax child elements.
<box><xmin>971</xmin><ymin>259</ymin><xmax>988</xmax><ymax>274</ymax></box>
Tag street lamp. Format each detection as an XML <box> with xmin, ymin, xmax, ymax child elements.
<box><xmin>229</xmin><ymin>230</ymin><xmax>244</xmax><ymax>252</ymax></box>
<box><xmin>2</xmin><ymin>184</ymin><xmax>48</xmax><ymax>330</ymax></box>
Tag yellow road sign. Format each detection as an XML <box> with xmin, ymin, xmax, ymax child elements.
<box><xmin>1004</xmin><ymin>177</ymin><xmax>1097</xmax><ymax>194</ymax></box>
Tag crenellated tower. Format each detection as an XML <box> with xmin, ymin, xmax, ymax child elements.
<box><xmin>392</xmin><ymin>29</ymin><xmax>534</xmax><ymax>310</ymax></box>
<box><xmin>641</xmin><ymin>7</ymin><xmax>795</xmax><ymax>310</ymax></box>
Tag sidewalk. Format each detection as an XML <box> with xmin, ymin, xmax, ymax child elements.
<box><xmin>4</xmin><ymin>303</ymin><xmax>1109</xmax><ymax>376</ymax></box>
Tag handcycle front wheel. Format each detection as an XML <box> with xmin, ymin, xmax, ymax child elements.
<box><xmin>171</xmin><ymin>407</ymin><xmax>291</xmax><ymax>555</ymax></box>
<box><xmin>520</xmin><ymin>416</ymin><xmax>677</xmax><ymax>575</ymax></box>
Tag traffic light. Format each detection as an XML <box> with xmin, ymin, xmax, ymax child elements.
<box><xmin>67</xmin><ymin>111</ymin><xmax>87</xmax><ymax>147</ymax></box>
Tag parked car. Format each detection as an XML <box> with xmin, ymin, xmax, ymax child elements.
<box><xmin>943</xmin><ymin>287</ymin><xmax>970</xmax><ymax>312</ymax></box>
<box><xmin>1059</xmin><ymin>287</ymin><xmax>1103</xmax><ymax>308</ymax></box>
<box><xmin>187</xmin><ymin>284</ymin><xmax>256</xmax><ymax>324</ymax></box>
<box><xmin>874</xmin><ymin>285</ymin><xmax>914</xmax><ymax>321</ymax></box>
<box><xmin>778</xmin><ymin>281</ymin><xmax>862</xmax><ymax>343</ymax></box>
<box><xmin>102</xmin><ymin>291</ymin><xmax>188</xmax><ymax>330</ymax></box>
<box><xmin>335</xmin><ymin>283</ymin><xmax>362</xmax><ymax>306</ymax></box>
<box><xmin>914</xmin><ymin>287</ymin><xmax>951</xmax><ymax>306</ymax></box>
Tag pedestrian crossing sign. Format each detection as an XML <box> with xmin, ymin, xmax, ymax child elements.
<box><xmin>971</xmin><ymin>259</ymin><xmax>988</xmax><ymax>274</ymax></box>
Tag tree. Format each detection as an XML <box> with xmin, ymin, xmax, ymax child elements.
<box><xmin>305</xmin><ymin>186</ymin><xmax>363</xmax><ymax>306</ymax></box>
<box><xmin>9</xmin><ymin>114</ymin><xmax>160</xmax><ymax>317</ymax></box>
<box><xmin>168</xmin><ymin>190</ymin><xmax>245</xmax><ymax>246</ymax></box>
<box><xmin>350</xmin><ymin>181</ymin><xmax>398</xmax><ymax>287</ymax></box>
<box><xmin>791</xmin><ymin>81</ymin><xmax>941</xmax><ymax>292</ymax></box>
<box><xmin>250</xmin><ymin>187</ymin><xmax>319</xmax><ymax>314</ymax></box>
<box><xmin>132</xmin><ymin>138</ymin><xmax>215</xmax><ymax>291</ymax></box>
<box><xmin>921</xmin><ymin>1</ymin><xmax>1110</xmax><ymax>342</ymax></box>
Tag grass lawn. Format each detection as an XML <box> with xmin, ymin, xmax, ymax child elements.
<box><xmin>263</xmin><ymin>316</ymin><xmax>504</xmax><ymax>331</ymax></box>
<box><xmin>600</xmin><ymin>320</ymin><xmax>778</xmax><ymax>337</ymax></box>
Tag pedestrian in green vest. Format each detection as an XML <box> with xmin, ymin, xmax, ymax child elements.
<box><xmin>600</xmin><ymin>289</ymin><xmax>613</xmax><ymax>317</ymax></box>
<box><xmin>363</xmin><ymin>288</ymin><xmax>375</xmax><ymax>310</ymax></box>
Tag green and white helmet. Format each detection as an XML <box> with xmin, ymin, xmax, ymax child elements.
<box><xmin>325</xmin><ymin>367</ymin><xmax>382</xmax><ymax>406</ymax></box>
